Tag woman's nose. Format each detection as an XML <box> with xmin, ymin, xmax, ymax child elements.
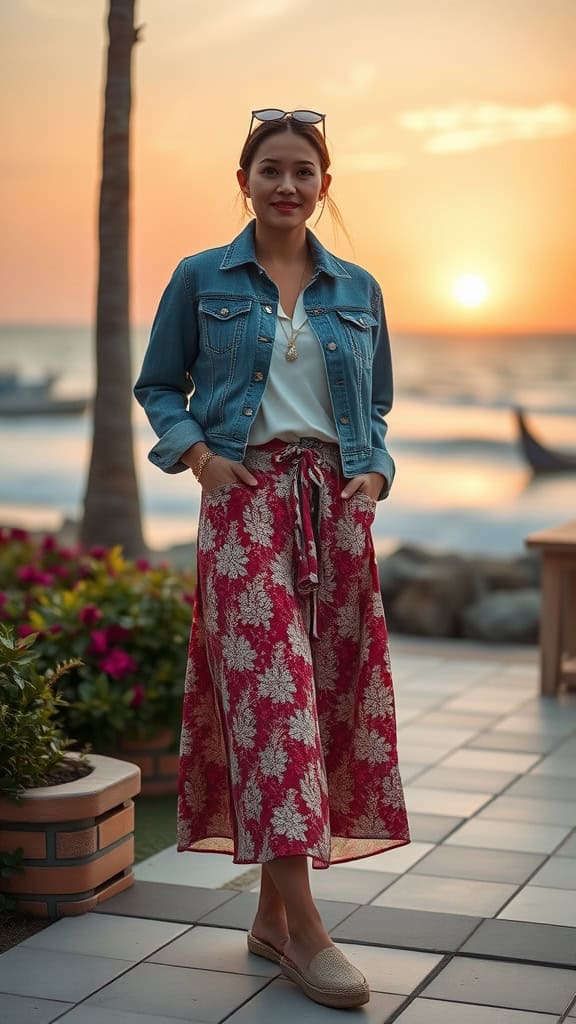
<box><xmin>277</xmin><ymin>176</ymin><xmax>297</xmax><ymax>193</ymax></box>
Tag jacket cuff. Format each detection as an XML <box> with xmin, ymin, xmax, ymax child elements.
<box><xmin>368</xmin><ymin>449</ymin><xmax>396</xmax><ymax>500</ymax></box>
<box><xmin>148</xmin><ymin>420</ymin><xmax>207</xmax><ymax>474</ymax></box>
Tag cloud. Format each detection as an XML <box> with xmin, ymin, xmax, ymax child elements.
<box><xmin>398</xmin><ymin>102</ymin><xmax>576</xmax><ymax>153</ymax></box>
<box><xmin>172</xmin><ymin>0</ymin><xmax>306</xmax><ymax>49</ymax></box>
<box><xmin>337</xmin><ymin>152</ymin><xmax>406</xmax><ymax>172</ymax></box>
<box><xmin>322</xmin><ymin>65</ymin><xmax>379</xmax><ymax>100</ymax></box>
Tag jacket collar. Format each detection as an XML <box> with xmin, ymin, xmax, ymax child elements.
<box><xmin>218</xmin><ymin>219</ymin><xmax>351</xmax><ymax>279</ymax></box>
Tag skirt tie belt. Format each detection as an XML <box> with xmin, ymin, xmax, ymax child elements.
<box><xmin>273</xmin><ymin>443</ymin><xmax>325</xmax><ymax>639</ymax></box>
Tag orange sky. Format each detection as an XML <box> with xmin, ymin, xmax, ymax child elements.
<box><xmin>1</xmin><ymin>0</ymin><xmax>575</xmax><ymax>332</ymax></box>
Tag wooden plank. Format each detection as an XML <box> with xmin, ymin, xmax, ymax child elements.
<box><xmin>525</xmin><ymin>519</ymin><xmax>576</xmax><ymax>552</ymax></box>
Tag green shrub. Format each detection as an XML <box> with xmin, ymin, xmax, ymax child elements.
<box><xmin>0</xmin><ymin>531</ymin><xmax>195</xmax><ymax>751</ymax></box>
<box><xmin>0</xmin><ymin>623</ymin><xmax>87</xmax><ymax>803</ymax></box>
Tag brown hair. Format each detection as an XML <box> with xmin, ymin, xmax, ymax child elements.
<box><xmin>238</xmin><ymin>119</ymin><xmax>348</xmax><ymax>237</ymax></box>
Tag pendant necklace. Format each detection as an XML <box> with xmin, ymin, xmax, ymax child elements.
<box><xmin>279</xmin><ymin>258</ymin><xmax>312</xmax><ymax>362</ymax></box>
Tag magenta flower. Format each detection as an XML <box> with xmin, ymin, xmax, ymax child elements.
<box><xmin>107</xmin><ymin>624</ymin><xmax>131</xmax><ymax>644</ymax></box>
<box><xmin>58</xmin><ymin>546</ymin><xmax>79</xmax><ymax>560</ymax></box>
<box><xmin>100</xmin><ymin>648</ymin><xmax>137</xmax><ymax>680</ymax></box>
<box><xmin>135</xmin><ymin>558</ymin><xmax>150</xmax><ymax>572</ymax></box>
<box><xmin>49</xmin><ymin>623</ymin><xmax>63</xmax><ymax>635</ymax></box>
<box><xmin>0</xmin><ymin>593</ymin><xmax>7</xmax><ymax>607</ymax></box>
<box><xmin>88</xmin><ymin>629</ymin><xmax>109</xmax><ymax>655</ymax></box>
<box><xmin>9</xmin><ymin>527</ymin><xmax>29</xmax><ymax>542</ymax></box>
<box><xmin>80</xmin><ymin>605</ymin><xmax>102</xmax><ymax>626</ymax></box>
<box><xmin>18</xmin><ymin>623</ymin><xmax>38</xmax><ymax>638</ymax></box>
<box><xmin>130</xmin><ymin>682</ymin><xmax>146</xmax><ymax>707</ymax></box>
<box><xmin>41</xmin><ymin>535</ymin><xmax>57</xmax><ymax>553</ymax></box>
<box><xmin>182</xmin><ymin>592</ymin><xmax>195</xmax><ymax>606</ymax></box>
<box><xmin>89</xmin><ymin>545</ymin><xmax>107</xmax><ymax>560</ymax></box>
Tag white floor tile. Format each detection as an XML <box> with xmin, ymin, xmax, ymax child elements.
<box><xmin>528</xmin><ymin>856</ymin><xmax>576</xmax><ymax>890</ymax></box>
<box><xmin>337</xmin><ymin>842</ymin><xmax>434</xmax><ymax>875</ymax></box>
<box><xmin>531</xmin><ymin>754</ymin><xmax>576</xmax><ymax>778</ymax></box>
<box><xmin>371</xmin><ymin>873</ymin><xmax>517</xmax><ymax>917</ymax></box>
<box><xmin>478</xmin><ymin>795</ymin><xmax>576</xmax><ymax>827</ymax></box>
<box><xmin>404</xmin><ymin>786</ymin><xmax>492</xmax><ymax>818</ymax></box>
<box><xmin>445</xmin><ymin>819</ymin><xmax>571</xmax><ymax>855</ymax></box>
<box><xmin>498</xmin><ymin>885</ymin><xmax>576</xmax><ymax>926</ymax></box>
<box><xmin>440</xmin><ymin>749</ymin><xmax>540</xmax><ymax>774</ymax></box>
<box><xmin>395</xmin><ymin>996</ymin><xmax>559</xmax><ymax>1023</ymax></box>
<box><xmin>443</xmin><ymin>690</ymin><xmax>531</xmax><ymax>714</ymax></box>
<box><xmin>134</xmin><ymin>846</ymin><xmax>243</xmax><ymax>888</ymax></box>
<box><xmin>336</xmin><ymin>943</ymin><xmax>441</xmax><ymax>994</ymax></box>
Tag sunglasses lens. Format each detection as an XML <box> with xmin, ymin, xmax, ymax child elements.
<box><xmin>253</xmin><ymin>108</ymin><xmax>285</xmax><ymax>121</ymax></box>
<box><xmin>292</xmin><ymin>110</ymin><xmax>325</xmax><ymax>124</ymax></box>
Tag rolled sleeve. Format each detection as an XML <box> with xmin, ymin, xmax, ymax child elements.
<box><xmin>369</xmin><ymin>285</ymin><xmax>396</xmax><ymax>500</ymax></box>
<box><xmin>134</xmin><ymin>260</ymin><xmax>205</xmax><ymax>474</ymax></box>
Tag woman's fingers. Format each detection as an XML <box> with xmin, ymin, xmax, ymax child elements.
<box><xmin>235</xmin><ymin>464</ymin><xmax>259</xmax><ymax>486</ymax></box>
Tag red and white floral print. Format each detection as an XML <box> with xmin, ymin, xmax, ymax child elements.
<box><xmin>177</xmin><ymin>439</ymin><xmax>410</xmax><ymax>868</ymax></box>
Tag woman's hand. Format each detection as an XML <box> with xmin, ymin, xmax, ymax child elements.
<box><xmin>200</xmin><ymin>455</ymin><xmax>258</xmax><ymax>494</ymax></box>
<box><xmin>341</xmin><ymin>472</ymin><xmax>385</xmax><ymax>502</ymax></box>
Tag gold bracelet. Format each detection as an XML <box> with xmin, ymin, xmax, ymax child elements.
<box><xmin>193</xmin><ymin>450</ymin><xmax>215</xmax><ymax>482</ymax></box>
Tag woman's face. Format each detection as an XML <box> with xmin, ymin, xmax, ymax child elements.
<box><xmin>237</xmin><ymin>129</ymin><xmax>331</xmax><ymax>231</ymax></box>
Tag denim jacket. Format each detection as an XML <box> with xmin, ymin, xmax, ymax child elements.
<box><xmin>134</xmin><ymin>219</ymin><xmax>395</xmax><ymax>499</ymax></box>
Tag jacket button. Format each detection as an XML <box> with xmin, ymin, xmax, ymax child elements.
<box><xmin>327</xmin><ymin>341</ymin><xmax>337</xmax><ymax>351</ymax></box>
<box><xmin>340</xmin><ymin>415</ymin><xmax>349</xmax><ymax>424</ymax></box>
<box><xmin>253</xmin><ymin>371</ymin><xmax>264</xmax><ymax>382</ymax></box>
<box><xmin>264</xmin><ymin>304</ymin><xmax>273</xmax><ymax>314</ymax></box>
<box><xmin>219</xmin><ymin>307</ymin><xmax>229</xmax><ymax>315</ymax></box>
<box><xmin>243</xmin><ymin>407</ymin><xmax>254</xmax><ymax>416</ymax></box>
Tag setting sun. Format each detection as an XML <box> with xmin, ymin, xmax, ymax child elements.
<box><xmin>453</xmin><ymin>274</ymin><xmax>488</xmax><ymax>307</ymax></box>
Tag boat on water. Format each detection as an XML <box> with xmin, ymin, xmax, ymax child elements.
<box><xmin>0</xmin><ymin>370</ymin><xmax>89</xmax><ymax>417</ymax></box>
<box><xmin>514</xmin><ymin>406</ymin><xmax>576</xmax><ymax>473</ymax></box>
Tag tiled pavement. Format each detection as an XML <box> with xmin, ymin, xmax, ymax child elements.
<box><xmin>2</xmin><ymin>641</ymin><xmax>576</xmax><ymax>1023</ymax></box>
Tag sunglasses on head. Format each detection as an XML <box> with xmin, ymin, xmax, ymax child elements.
<box><xmin>249</xmin><ymin>108</ymin><xmax>326</xmax><ymax>139</ymax></box>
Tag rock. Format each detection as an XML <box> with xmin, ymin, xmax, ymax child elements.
<box><xmin>468</xmin><ymin>553</ymin><xmax>541</xmax><ymax>590</ymax></box>
<box><xmin>389</xmin><ymin>560</ymin><xmax>482</xmax><ymax>637</ymax></box>
<box><xmin>379</xmin><ymin>544</ymin><xmax>443</xmax><ymax>599</ymax></box>
<box><xmin>461</xmin><ymin>588</ymin><xmax>541</xmax><ymax>643</ymax></box>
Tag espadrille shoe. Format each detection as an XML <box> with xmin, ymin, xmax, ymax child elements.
<box><xmin>280</xmin><ymin>944</ymin><xmax>370</xmax><ymax>1009</ymax></box>
<box><xmin>246</xmin><ymin>930</ymin><xmax>284</xmax><ymax>964</ymax></box>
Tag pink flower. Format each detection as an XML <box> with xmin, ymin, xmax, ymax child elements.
<box><xmin>49</xmin><ymin>623</ymin><xmax>63</xmax><ymax>635</ymax></box>
<box><xmin>79</xmin><ymin>605</ymin><xmax>102</xmax><ymax>626</ymax></box>
<box><xmin>100</xmin><ymin>648</ymin><xmax>137</xmax><ymax>680</ymax></box>
<box><xmin>88</xmin><ymin>629</ymin><xmax>109</xmax><ymax>655</ymax></box>
<box><xmin>17</xmin><ymin>565</ymin><xmax>42</xmax><ymax>583</ymax></box>
<box><xmin>41</xmin><ymin>535</ymin><xmax>57</xmax><ymax>553</ymax></box>
<box><xmin>18</xmin><ymin>623</ymin><xmax>38</xmax><ymax>638</ymax></box>
<box><xmin>135</xmin><ymin>558</ymin><xmax>150</xmax><ymax>572</ymax></box>
<box><xmin>9</xmin><ymin>527</ymin><xmax>29</xmax><ymax>542</ymax></box>
<box><xmin>0</xmin><ymin>593</ymin><xmax>7</xmax><ymax>607</ymax></box>
<box><xmin>130</xmin><ymin>682</ymin><xmax>146</xmax><ymax>707</ymax></box>
<box><xmin>89</xmin><ymin>545</ymin><xmax>107</xmax><ymax>560</ymax></box>
<box><xmin>58</xmin><ymin>546</ymin><xmax>79</xmax><ymax>560</ymax></box>
<box><xmin>106</xmin><ymin>624</ymin><xmax>131</xmax><ymax>644</ymax></box>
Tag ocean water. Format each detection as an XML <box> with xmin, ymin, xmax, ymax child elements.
<box><xmin>1</xmin><ymin>324</ymin><xmax>575</xmax><ymax>557</ymax></box>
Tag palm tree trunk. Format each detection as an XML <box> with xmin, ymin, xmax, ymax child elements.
<box><xmin>81</xmin><ymin>0</ymin><xmax>145</xmax><ymax>558</ymax></box>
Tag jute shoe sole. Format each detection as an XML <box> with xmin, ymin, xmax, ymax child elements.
<box><xmin>280</xmin><ymin>948</ymin><xmax>370</xmax><ymax>1009</ymax></box>
<box><xmin>246</xmin><ymin>930</ymin><xmax>283</xmax><ymax>965</ymax></box>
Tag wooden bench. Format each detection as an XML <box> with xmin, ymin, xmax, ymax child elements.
<box><xmin>525</xmin><ymin>519</ymin><xmax>576</xmax><ymax>696</ymax></box>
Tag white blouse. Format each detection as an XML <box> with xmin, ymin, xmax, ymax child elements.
<box><xmin>248</xmin><ymin>290</ymin><xmax>339</xmax><ymax>446</ymax></box>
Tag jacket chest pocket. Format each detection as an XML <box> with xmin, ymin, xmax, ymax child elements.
<box><xmin>199</xmin><ymin>299</ymin><xmax>252</xmax><ymax>353</ymax></box>
<box><xmin>335</xmin><ymin>310</ymin><xmax>377</xmax><ymax>367</ymax></box>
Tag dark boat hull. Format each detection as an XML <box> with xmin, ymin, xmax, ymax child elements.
<box><xmin>515</xmin><ymin>407</ymin><xmax>576</xmax><ymax>473</ymax></box>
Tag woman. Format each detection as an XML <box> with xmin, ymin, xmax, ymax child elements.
<box><xmin>135</xmin><ymin>108</ymin><xmax>410</xmax><ymax>1010</ymax></box>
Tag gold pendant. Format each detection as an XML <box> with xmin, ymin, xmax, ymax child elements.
<box><xmin>286</xmin><ymin>343</ymin><xmax>298</xmax><ymax>362</ymax></box>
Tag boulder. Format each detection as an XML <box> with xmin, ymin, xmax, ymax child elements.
<box><xmin>389</xmin><ymin>560</ymin><xmax>482</xmax><ymax>637</ymax></box>
<box><xmin>468</xmin><ymin>553</ymin><xmax>541</xmax><ymax>591</ymax></box>
<box><xmin>461</xmin><ymin>588</ymin><xmax>541</xmax><ymax>643</ymax></box>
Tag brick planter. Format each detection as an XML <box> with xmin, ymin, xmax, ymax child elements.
<box><xmin>0</xmin><ymin>753</ymin><xmax>140</xmax><ymax>919</ymax></box>
<box><xmin>119</xmin><ymin>726</ymin><xmax>179</xmax><ymax>796</ymax></box>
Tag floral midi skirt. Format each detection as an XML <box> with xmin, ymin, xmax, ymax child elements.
<box><xmin>176</xmin><ymin>438</ymin><xmax>410</xmax><ymax>868</ymax></box>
